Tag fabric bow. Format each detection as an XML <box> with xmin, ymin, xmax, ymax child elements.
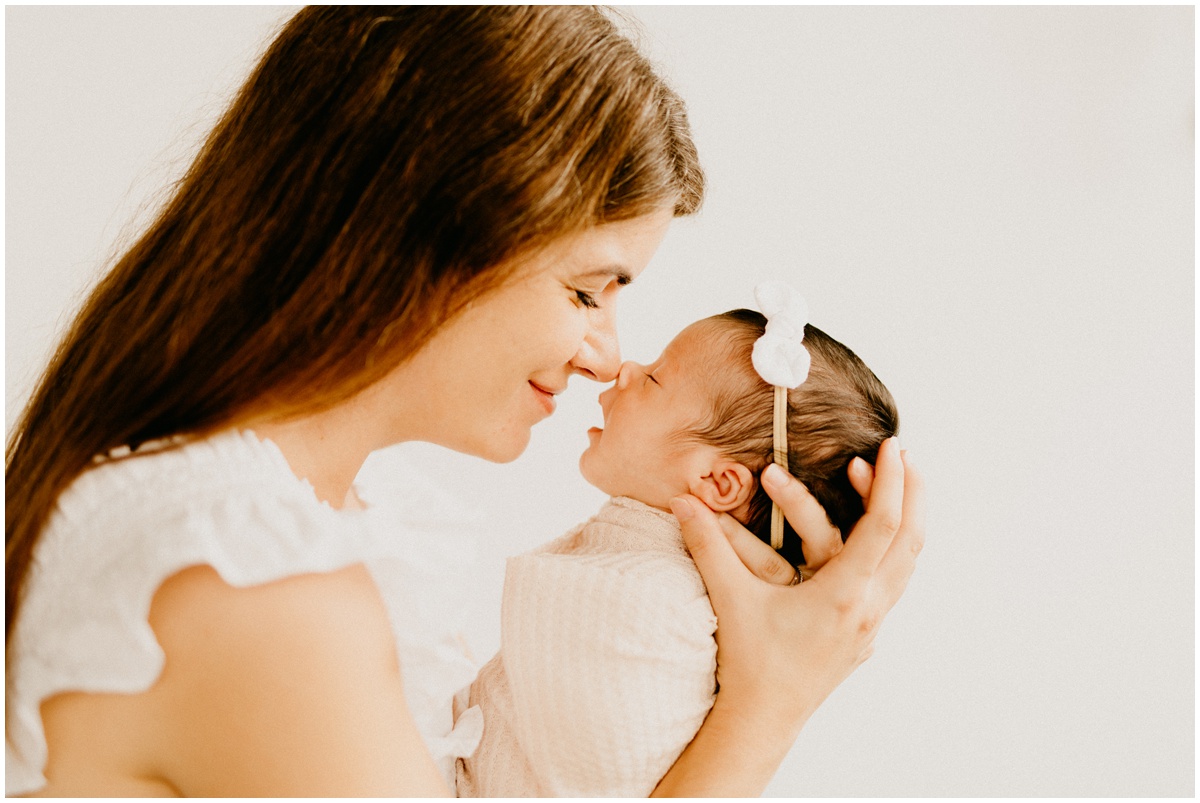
<box><xmin>751</xmin><ymin>281</ymin><xmax>810</xmax><ymax>388</ymax></box>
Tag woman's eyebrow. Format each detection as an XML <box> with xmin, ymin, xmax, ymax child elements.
<box><xmin>573</xmin><ymin>266</ymin><xmax>633</xmax><ymax>285</ymax></box>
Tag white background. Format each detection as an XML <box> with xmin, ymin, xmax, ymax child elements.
<box><xmin>5</xmin><ymin>6</ymin><xmax>1194</xmax><ymax>797</ymax></box>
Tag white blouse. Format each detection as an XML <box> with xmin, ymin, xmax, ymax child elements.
<box><xmin>5</xmin><ymin>429</ymin><xmax>482</xmax><ymax>795</ymax></box>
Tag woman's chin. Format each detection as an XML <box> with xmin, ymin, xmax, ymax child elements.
<box><xmin>447</xmin><ymin>426</ymin><xmax>532</xmax><ymax>464</ymax></box>
<box><xmin>487</xmin><ymin>436</ymin><xmax>532</xmax><ymax>464</ymax></box>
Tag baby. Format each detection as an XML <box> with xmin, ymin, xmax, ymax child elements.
<box><xmin>456</xmin><ymin>288</ymin><xmax>899</xmax><ymax>797</ymax></box>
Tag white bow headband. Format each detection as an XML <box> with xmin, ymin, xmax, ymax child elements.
<box><xmin>751</xmin><ymin>281</ymin><xmax>810</xmax><ymax>553</ymax></box>
<box><xmin>752</xmin><ymin>281</ymin><xmax>811</xmax><ymax>389</ymax></box>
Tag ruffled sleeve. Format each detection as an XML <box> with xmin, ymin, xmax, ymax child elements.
<box><xmin>5</xmin><ymin>431</ymin><xmax>480</xmax><ymax>796</ymax></box>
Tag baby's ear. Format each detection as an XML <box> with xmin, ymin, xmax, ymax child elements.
<box><xmin>689</xmin><ymin>459</ymin><xmax>756</xmax><ymax>513</ymax></box>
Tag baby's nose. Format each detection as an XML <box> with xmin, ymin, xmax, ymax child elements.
<box><xmin>615</xmin><ymin>361</ymin><xmax>641</xmax><ymax>390</ymax></box>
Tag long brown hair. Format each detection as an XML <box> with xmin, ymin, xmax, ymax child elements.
<box><xmin>6</xmin><ymin>7</ymin><xmax>703</xmax><ymax>646</ymax></box>
<box><xmin>683</xmin><ymin>311</ymin><xmax>898</xmax><ymax>568</ymax></box>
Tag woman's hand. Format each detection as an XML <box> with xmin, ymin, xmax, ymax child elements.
<box><xmin>677</xmin><ymin>437</ymin><xmax>922</xmax><ymax>716</ymax></box>
<box><xmin>652</xmin><ymin>438</ymin><xmax>923</xmax><ymax>796</ymax></box>
<box><xmin>726</xmin><ymin>452</ymin><xmax>879</xmax><ymax>582</ymax></box>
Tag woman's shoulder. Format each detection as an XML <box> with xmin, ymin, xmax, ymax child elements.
<box><xmin>32</xmin><ymin>561</ymin><xmax>445</xmax><ymax>796</ymax></box>
<box><xmin>49</xmin><ymin>429</ymin><xmax>323</xmax><ymax>536</ymax></box>
<box><xmin>37</xmin><ymin>429</ymin><xmax>377</xmax><ymax>582</ymax></box>
<box><xmin>144</xmin><ymin>561</ymin><xmax>439</xmax><ymax>795</ymax></box>
<box><xmin>151</xmin><ymin>562</ymin><xmax>397</xmax><ymax>669</ymax></box>
<box><xmin>15</xmin><ymin>428</ymin><xmax>389</xmax><ymax>673</ymax></box>
<box><xmin>5</xmin><ymin>429</ymin><xmax>400</xmax><ymax>796</ymax></box>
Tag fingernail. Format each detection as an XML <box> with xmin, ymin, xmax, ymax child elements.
<box><xmin>669</xmin><ymin>497</ymin><xmax>694</xmax><ymax>522</ymax></box>
<box><xmin>763</xmin><ymin>463</ymin><xmax>789</xmax><ymax>490</ymax></box>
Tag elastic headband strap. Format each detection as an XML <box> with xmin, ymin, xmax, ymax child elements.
<box><xmin>770</xmin><ymin>384</ymin><xmax>788</xmax><ymax>550</ymax></box>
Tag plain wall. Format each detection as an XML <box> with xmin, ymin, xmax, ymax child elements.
<box><xmin>5</xmin><ymin>6</ymin><xmax>1194</xmax><ymax>797</ymax></box>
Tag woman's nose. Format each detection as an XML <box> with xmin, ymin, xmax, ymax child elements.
<box><xmin>570</xmin><ymin>309</ymin><xmax>622</xmax><ymax>382</ymax></box>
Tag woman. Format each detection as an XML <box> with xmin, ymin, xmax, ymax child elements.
<box><xmin>6</xmin><ymin>7</ymin><xmax>923</xmax><ymax>796</ymax></box>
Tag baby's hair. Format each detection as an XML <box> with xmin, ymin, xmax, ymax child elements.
<box><xmin>681</xmin><ymin>310</ymin><xmax>899</xmax><ymax>567</ymax></box>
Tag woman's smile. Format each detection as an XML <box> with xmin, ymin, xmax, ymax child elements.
<box><xmin>529</xmin><ymin>381</ymin><xmax>560</xmax><ymax>415</ymax></box>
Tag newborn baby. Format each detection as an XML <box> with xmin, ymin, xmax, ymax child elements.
<box><xmin>457</xmin><ymin>297</ymin><xmax>899</xmax><ymax>797</ymax></box>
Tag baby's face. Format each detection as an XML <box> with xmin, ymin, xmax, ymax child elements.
<box><xmin>578</xmin><ymin>321</ymin><xmax>720</xmax><ymax>509</ymax></box>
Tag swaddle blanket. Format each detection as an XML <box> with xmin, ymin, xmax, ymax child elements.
<box><xmin>457</xmin><ymin>497</ymin><xmax>717</xmax><ymax>797</ymax></box>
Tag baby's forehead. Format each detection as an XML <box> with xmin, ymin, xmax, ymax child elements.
<box><xmin>664</xmin><ymin>319</ymin><xmax>744</xmax><ymax>371</ymax></box>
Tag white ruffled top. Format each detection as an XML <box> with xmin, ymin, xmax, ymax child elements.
<box><xmin>5</xmin><ymin>429</ymin><xmax>483</xmax><ymax>796</ymax></box>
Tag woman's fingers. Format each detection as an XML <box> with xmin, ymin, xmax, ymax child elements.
<box><xmin>874</xmin><ymin>451</ymin><xmax>926</xmax><ymax>610</ymax></box>
<box><xmin>715</xmin><ymin>513</ymin><xmax>798</xmax><ymax>586</ymax></box>
<box><xmin>847</xmin><ymin>456</ymin><xmax>874</xmax><ymax>501</ymax></box>
<box><xmin>833</xmin><ymin>438</ymin><xmax>905</xmax><ymax>582</ymax></box>
<box><xmin>761</xmin><ymin>463</ymin><xmax>842</xmax><ymax>570</ymax></box>
<box><xmin>670</xmin><ymin>495</ymin><xmax>753</xmax><ymax>608</ymax></box>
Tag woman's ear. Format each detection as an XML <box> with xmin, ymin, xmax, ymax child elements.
<box><xmin>689</xmin><ymin>459</ymin><xmax>756</xmax><ymax>513</ymax></box>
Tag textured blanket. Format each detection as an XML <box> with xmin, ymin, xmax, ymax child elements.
<box><xmin>457</xmin><ymin>497</ymin><xmax>717</xmax><ymax>797</ymax></box>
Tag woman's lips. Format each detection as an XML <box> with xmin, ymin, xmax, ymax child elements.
<box><xmin>529</xmin><ymin>381</ymin><xmax>558</xmax><ymax>415</ymax></box>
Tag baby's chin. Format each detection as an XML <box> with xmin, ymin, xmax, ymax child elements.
<box><xmin>577</xmin><ymin>445</ymin><xmax>610</xmax><ymax>495</ymax></box>
<box><xmin>578</xmin><ymin>451</ymin><xmax>675</xmax><ymax>510</ymax></box>
<box><xmin>579</xmin><ymin>447</ymin><xmax>633</xmax><ymax>499</ymax></box>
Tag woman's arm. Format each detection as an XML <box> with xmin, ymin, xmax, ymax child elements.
<box><xmin>653</xmin><ymin>439</ymin><xmax>924</xmax><ymax>796</ymax></box>
<box><xmin>143</xmin><ymin>564</ymin><xmax>450</xmax><ymax>796</ymax></box>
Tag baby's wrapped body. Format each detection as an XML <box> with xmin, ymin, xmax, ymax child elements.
<box><xmin>457</xmin><ymin>497</ymin><xmax>717</xmax><ymax>797</ymax></box>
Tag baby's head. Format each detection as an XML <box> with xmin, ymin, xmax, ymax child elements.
<box><xmin>579</xmin><ymin>310</ymin><xmax>898</xmax><ymax>564</ymax></box>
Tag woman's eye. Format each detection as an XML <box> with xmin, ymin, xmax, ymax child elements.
<box><xmin>574</xmin><ymin>289</ymin><xmax>599</xmax><ymax>309</ymax></box>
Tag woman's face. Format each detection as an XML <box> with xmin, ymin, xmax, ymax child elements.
<box><xmin>375</xmin><ymin>209</ymin><xmax>674</xmax><ymax>462</ymax></box>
